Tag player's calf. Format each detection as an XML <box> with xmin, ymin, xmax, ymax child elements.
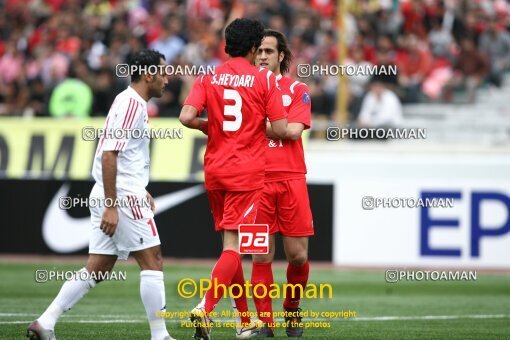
<box><xmin>282</xmin><ymin>248</ymin><xmax>309</xmax><ymax>337</ymax></box>
<box><xmin>85</xmin><ymin>254</ymin><xmax>117</xmax><ymax>282</ymax></box>
<box><xmin>135</xmin><ymin>247</ymin><xmax>172</xmax><ymax>340</ymax></box>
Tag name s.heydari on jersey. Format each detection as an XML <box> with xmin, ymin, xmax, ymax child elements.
<box><xmin>210</xmin><ymin>73</ymin><xmax>255</xmax><ymax>87</ymax></box>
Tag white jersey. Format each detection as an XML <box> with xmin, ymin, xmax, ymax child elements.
<box><xmin>92</xmin><ymin>86</ymin><xmax>150</xmax><ymax>197</ymax></box>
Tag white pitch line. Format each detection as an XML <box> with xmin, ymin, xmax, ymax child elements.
<box><xmin>353</xmin><ymin>314</ymin><xmax>510</xmax><ymax>321</ymax></box>
<box><xmin>1</xmin><ymin>314</ymin><xmax>509</xmax><ymax>324</ymax></box>
<box><xmin>0</xmin><ymin>320</ymin><xmax>143</xmax><ymax>324</ymax></box>
<box><xmin>0</xmin><ymin>313</ymin><xmax>143</xmax><ymax>318</ymax></box>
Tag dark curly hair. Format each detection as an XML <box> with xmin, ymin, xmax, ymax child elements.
<box><xmin>127</xmin><ymin>49</ymin><xmax>165</xmax><ymax>82</ymax></box>
<box><xmin>263</xmin><ymin>29</ymin><xmax>293</xmax><ymax>74</ymax></box>
<box><xmin>224</xmin><ymin>18</ymin><xmax>264</xmax><ymax>57</ymax></box>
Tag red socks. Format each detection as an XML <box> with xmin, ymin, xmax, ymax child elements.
<box><xmin>283</xmin><ymin>261</ymin><xmax>309</xmax><ymax>310</ymax></box>
<box><xmin>251</xmin><ymin>262</ymin><xmax>274</xmax><ymax>325</ymax></box>
<box><xmin>205</xmin><ymin>252</ymin><xmax>310</xmax><ymax>325</ymax></box>
<box><xmin>230</xmin><ymin>261</ymin><xmax>251</xmax><ymax>325</ymax></box>
<box><xmin>204</xmin><ymin>250</ymin><xmax>240</xmax><ymax>313</ymax></box>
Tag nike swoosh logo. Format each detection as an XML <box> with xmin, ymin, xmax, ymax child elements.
<box><xmin>42</xmin><ymin>184</ymin><xmax>205</xmax><ymax>253</ymax></box>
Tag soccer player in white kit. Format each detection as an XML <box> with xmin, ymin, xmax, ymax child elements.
<box><xmin>27</xmin><ymin>49</ymin><xmax>174</xmax><ymax>340</ymax></box>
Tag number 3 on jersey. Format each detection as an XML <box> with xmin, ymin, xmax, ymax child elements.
<box><xmin>223</xmin><ymin>89</ymin><xmax>242</xmax><ymax>131</ymax></box>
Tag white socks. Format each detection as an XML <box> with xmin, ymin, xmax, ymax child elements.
<box><xmin>140</xmin><ymin>270</ymin><xmax>169</xmax><ymax>340</ymax></box>
<box><xmin>38</xmin><ymin>268</ymin><xmax>96</xmax><ymax>330</ymax></box>
<box><xmin>37</xmin><ymin>268</ymin><xmax>169</xmax><ymax>339</ymax></box>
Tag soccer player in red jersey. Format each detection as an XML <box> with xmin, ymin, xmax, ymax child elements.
<box><xmin>179</xmin><ymin>19</ymin><xmax>288</xmax><ymax>339</ymax></box>
<box><xmin>250</xmin><ymin>30</ymin><xmax>314</xmax><ymax>338</ymax></box>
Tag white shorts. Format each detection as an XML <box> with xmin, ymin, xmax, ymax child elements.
<box><xmin>88</xmin><ymin>184</ymin><xmax>161</xmax><ymax>260</ymax></box>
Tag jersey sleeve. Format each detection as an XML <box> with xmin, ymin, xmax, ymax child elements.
<box><xmin>184</xmin><ymin>75</ymin><xmax>207</xmax><ymax>114</ymax></box>
<box><xmin>102</xmin><ymin>98</ymin><xmax>142</xmax><ymax>152</ymax></box>
<box><xmin>262</xmin><ymin>70</ymin><xmax>286</xmax><ymax>122</ymax></box>
<box><xmin>289</xmin><ymin>83</ymin><xmax>312</xmax><ymax>129</ymax></box>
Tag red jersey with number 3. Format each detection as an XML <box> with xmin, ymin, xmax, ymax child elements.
<box><xmin>184</xmin><ymin>57</ymin><xmax>286</xmax><ymax>191</ymax></box>
<box><xmin>265</xmin><ymin>74</ymin><xmax>311</xmax><ymax>182</ymax></box>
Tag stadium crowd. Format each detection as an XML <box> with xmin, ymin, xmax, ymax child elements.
<box><xmin>1</xmin><ymin>0</ymin><xmax>510</xmax><ymax>123</ymax></box>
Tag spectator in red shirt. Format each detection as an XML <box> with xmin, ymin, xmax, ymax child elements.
<box><xmin>401</xmin><ymin>0</ymin><xmax>427</xmax><ymax>39</ymax></box>
<box><xmin>397</xmin><ymin>33</ymin><xmax>432</xmax><ymax>102</ymax></box>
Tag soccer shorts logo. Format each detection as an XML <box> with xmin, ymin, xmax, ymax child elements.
<box><xmin>239</xmin><ymin>224</ymin><xmax>269</xmax><ymax>254</ymax></box>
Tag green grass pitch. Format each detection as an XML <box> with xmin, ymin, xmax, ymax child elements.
<box><xmin>0</xmin><ymin>261</ymin><xmax>509</xmax><ymax>339</ymax></box>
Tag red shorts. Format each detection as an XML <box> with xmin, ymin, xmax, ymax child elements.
<box><xmin>255</xmin><ymin>178</ymin><xmax>314</xmax><ymax>236</ymax></box>
<box><xmin>207</xmin><ymin>189</ymin><xmax>261</xmax><ymax>231</ymax></box>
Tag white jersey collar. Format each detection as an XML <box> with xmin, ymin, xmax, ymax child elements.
<box><xmin>127</xmin><ymin>85</ymin><xmax>147</xmax><ymax>103</ymax></box>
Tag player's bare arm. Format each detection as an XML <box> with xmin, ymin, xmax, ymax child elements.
<box><xmin>179</xmin><ymin>105</ymin><xmax>208</xmax><ymax>135</ymax></box>
<box><xmin>269</xmin><ymin>118</ymin><xmax>287</xmax><ymax>139</ymax></box>
<box><xmin>101</xmin><ymin>150</ymin><xmax>118</xmax><ymax>237</ymax></box>
<box><xmin>266</xmin><ymin>121</ymin><xmax>304</xmax><ymax>141</ymax></box>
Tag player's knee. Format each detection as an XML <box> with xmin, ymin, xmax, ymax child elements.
<box><xmin>287</xmin><ymin>252</ymin><xmax>308</xmax><ymax>266</ymax></box>
<box><xmin>142</xmin><ymin>252</ymin><xmax>164</xmax><ymax>271</ymax></box>
<box><xmin>154</xmin><ymin>254</ymin><xmax>164</xmax><ymax>271</ymax></box>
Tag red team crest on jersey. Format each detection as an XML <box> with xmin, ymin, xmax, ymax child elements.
<box><xmin>239</xmin><ymin>224</ymin><xmax>269</xmax><ymax>254</ymax></box>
